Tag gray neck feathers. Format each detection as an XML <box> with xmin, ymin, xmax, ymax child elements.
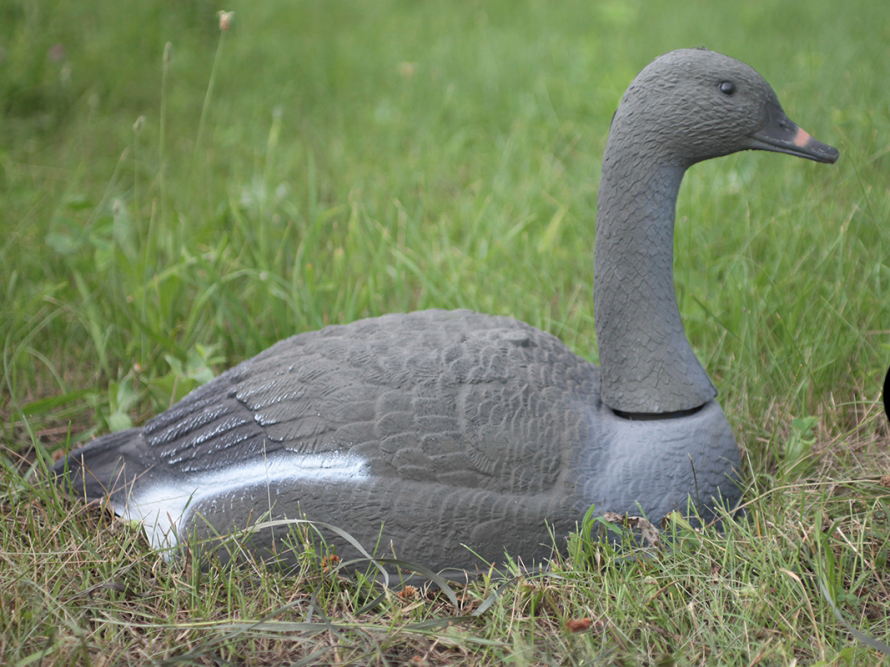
<box><xmin>594</xmin><ymin>113</ymin><xmax>717</xmax><ymax>413</ymax></box>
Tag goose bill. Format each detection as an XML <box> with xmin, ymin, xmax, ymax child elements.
<box><xmin>747</xmin><ymin>102</ymin><xmax>839</xmax><ymax>163</ymax></box>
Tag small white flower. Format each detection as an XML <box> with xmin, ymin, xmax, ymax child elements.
<box><xmin>217</xmin><ymin>10</ymin><xmax>234</xmax><ymax>32</ymax></box>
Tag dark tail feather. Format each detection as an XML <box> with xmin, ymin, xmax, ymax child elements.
<box><xmin>53</xmin><ymin>428</ymin><xmax>155</xmax><ymax>504</ymax></box>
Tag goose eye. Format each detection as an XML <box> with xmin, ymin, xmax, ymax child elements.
<box><xmin>718</xmin><ymin>81</ymin><xmax>736</xmax><ymax>95</ymax></box>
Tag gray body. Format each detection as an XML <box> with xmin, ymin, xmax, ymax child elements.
<box><xmin>56</xmin><ymin>49</ymin><xmax>837</xmax><ymax>573</ymax></box>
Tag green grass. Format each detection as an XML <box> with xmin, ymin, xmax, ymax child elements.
<box><xmin>2</xmin><ymin>0</ymin><xmax>890</xmax><ymax>664</ymax></box>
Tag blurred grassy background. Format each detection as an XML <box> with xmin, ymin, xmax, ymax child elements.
<box><xmin>2</xmin><ymin>0</ymin><xmax>889</xmax><ymax>663</ymax></box>
<box><xmin>2</xmin><ymin>0</ymin><xmax>887</xmax><ymax>446</ymax></box>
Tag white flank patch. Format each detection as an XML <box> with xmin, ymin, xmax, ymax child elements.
<box><xmin>112</xmin><ymin>452</ymin><xmax>366</xmax><ymax>551</ymax></box>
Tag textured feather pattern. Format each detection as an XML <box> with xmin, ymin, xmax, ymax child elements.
<box><xmin>143</xmin><ymin>310</ymin><xmax>590</xmax><ymax>492</ymax></box>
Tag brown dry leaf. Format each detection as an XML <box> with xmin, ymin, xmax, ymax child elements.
<box><xmin>565</xmin><ymin>618</ymin><xmax>593</xmax><ymax>632</ymax></box>
<box><xmin>602</xmin><ymin>512</ymin><xmax>662</xmax><ymax>548</ymax></box>
<box><xmin>398</xmin><ymin>585</ymin><xmax>419</xmax><ymax>599</ymax></box>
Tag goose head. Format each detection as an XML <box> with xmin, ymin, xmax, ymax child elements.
<box><xmin>610</xmin><ymin>48</ymin><xmax>839</xmax><ymax>167</ymax></box>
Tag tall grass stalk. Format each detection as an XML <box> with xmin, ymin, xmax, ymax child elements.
<box><xmin>192</xmin><ymin>15</ymin><xmax>230</xmax><ymax>173</ymax></box>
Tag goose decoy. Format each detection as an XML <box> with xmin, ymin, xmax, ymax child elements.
<box><xmin>54</xmin><ymin>48</ymin><xmax>838</xmax><ymax>573</ymax></box>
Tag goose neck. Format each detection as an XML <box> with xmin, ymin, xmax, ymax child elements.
<box><xmin>594</xmin><ymin>147</ymin><xmax>716</xmax><ymax>414</ymax></box>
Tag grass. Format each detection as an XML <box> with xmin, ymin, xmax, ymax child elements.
<box><xmin>2</xmin><ymin>0</ymin><xmax>890</xmax><ymax>663</ymax></box>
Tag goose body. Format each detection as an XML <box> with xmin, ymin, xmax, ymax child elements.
<box><xmin>56</xmin><ymin>49</ymin><xmax>837</xmax><ymax>573</ymax></box>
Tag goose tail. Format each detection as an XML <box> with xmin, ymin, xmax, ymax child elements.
<box><xmin>53</xmin><ymin>428</ymin><xmax>154</xmax><ymax>505</ymax></box>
